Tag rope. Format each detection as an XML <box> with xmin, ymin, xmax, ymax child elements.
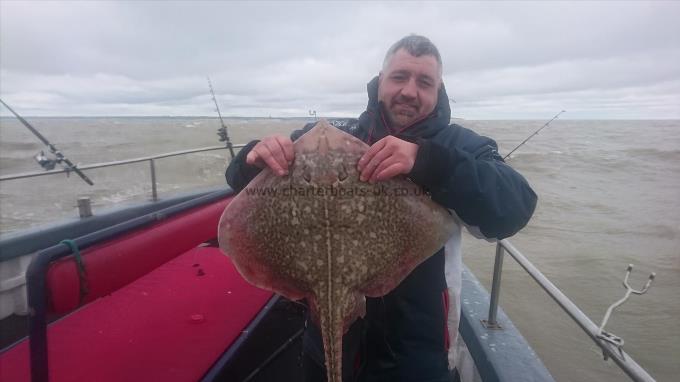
<box><xmin>60</xmin><ymin>239</ymin><xmax>90</xmax><ymax>305</ymax></box>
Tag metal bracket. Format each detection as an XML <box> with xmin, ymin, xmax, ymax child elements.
<box><xmin>481</xmin><ymin>319</ymin><xmax>503</xmax><ymax>330</ymax></box>
<box><xmin>597</xmin><ymin>264</ymin><xmax>655</xmax><ymax>360</ymax></box>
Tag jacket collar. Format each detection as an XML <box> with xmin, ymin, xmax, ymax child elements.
<box><xmin>361</xmin><ymin>75</ymin><xmax>452</xmax><ymax>143</ymax></box>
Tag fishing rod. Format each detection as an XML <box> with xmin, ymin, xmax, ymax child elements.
<box><xmin>207</xmin><ymin>77</ymin><xmax>235</xmax><ymax>159</ymax></box>
<box><xmin>503</xmin><ymin>110</ymin><xmax>566</xmax><ymax>160</ymax></box>
<box><xmin>0</xmin><ymin>99</ymin><xmax>94</xmax><ymax>186</ymax></box>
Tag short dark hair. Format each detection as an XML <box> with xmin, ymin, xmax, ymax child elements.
<box><xmin>383</xmin><ymin>34</ymin><xmax>442</xmax><ymax>76</ymax></box>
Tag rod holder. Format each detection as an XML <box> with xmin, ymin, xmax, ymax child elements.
<box><xmin>77</xmin><ymin>197</ymin><xmax>93</xmax><ymax>218</ymax></box>
<box><xmin>597</xmin><ymin>264</ymin><xmax>656</xmax><ymax>360</ymax></box>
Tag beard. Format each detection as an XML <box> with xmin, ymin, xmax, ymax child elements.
<box><xmin>385</xmin><ymin>99</ymin><xmax>420</xmax><ymax>130</ymax></box>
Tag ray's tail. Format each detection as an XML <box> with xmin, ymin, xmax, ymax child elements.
<box><xmin>317</xmin><ymin>301</ymin><xmax>344</xmax><ymax>382</ymax></box>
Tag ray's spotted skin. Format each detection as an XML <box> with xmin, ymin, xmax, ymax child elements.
<box><xmin>218</xmin><ymin>120</ymin><xmax>456</xmax><ymax>382</ymax></box>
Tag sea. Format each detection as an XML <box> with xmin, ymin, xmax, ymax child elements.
<box><xmin>1</xmin><ymin>117</ymin><xmax>678</xmax><ymax>381</ymax></box>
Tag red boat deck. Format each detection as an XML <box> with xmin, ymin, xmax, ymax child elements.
<box><xmin>0</xmin><ymin>195</ymin><xmax>273</xmax><ymax>382</ymax></box>
<box><xmin>0</xmin><ymin>247</ymin><xmax>271</xmax><ymax>382</ymax></box>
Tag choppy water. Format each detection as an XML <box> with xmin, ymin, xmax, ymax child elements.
<box><xmin>1</xmin><ymin>117</ymin><xmax>678</xmax><ymax>381</ymax></box>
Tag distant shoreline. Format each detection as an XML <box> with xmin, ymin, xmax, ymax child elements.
<box><xmin>1</xmin><ymin>116</ymin><xmax>679</xmax><ymax>121</ymax></box>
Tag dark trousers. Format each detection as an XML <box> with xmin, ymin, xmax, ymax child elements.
<box><xmin>302</xmin><ymin>251</ymin><xmax>450</xmax><ymax>382</ymax></box>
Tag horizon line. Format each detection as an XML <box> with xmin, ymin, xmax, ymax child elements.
<box><xmin>1</xmin><ymin>115</ymin><xmax>679</xmax><ymax>121</ymax></box>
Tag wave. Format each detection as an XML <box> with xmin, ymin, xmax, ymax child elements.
<box><xmin>0</xmin><ymin>141</ymin><xmax>42</xmax><ymax>151</ymax></box>
<box><xmin>622</xmin><ymin>148</ymin><xmax>680</xmax><ymax>161</ymax></box>
<box><xmin>504</xmin><ymin>151</ymin><xmax>567</xmax><ymax>161</ymax></box>
<box><xmin>530</xmin><ymin>224</ymin><xmax>678</xmax><ymax>240</ymax></box>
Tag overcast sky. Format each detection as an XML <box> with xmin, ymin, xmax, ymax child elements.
<box><xmin>1</xmin><ymin>1</ymin><xmax>679</xmax><ymax>119</ymax></box>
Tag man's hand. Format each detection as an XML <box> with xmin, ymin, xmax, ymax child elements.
<box><xmin>357</xmin><ymin>136</ymin><xmax>419</xmax><ymax>183</ymax></box>
<box><xmin>246</xmin><ymin>135</ymin><xmax>295</xmax><ymax>176</ymax></box>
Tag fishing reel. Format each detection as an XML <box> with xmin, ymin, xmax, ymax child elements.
<box><xmin>217</xmin><ymin>126</ymin><xmax>228</xmax><ymax>142</ymax></box>
<box><xmin>34</xmin><ymin>150</ymin><xmax>59</xmax><ymax>171</ymax></box>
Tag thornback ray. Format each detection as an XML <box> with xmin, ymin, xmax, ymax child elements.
<box><xmin>218</xmin><ymin>119</ymin><xmax>456</xmax><ymax>382</ymax></box>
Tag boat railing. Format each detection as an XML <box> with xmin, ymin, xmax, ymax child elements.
<box><xmin>0</xmin><ymin>144</ymin><xmax>245</xmax><ymax>201</ymax></box>
<box><xmin>486</xmin><ymin>239</ymin><xmax>655</xmax><ymax>382</ymax></box>
<box><xmin>0</xmin><ymin>144</ymin><xmax>656</xmax><ymax>381</ymax></box>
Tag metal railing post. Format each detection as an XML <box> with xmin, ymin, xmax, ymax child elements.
<box><xmin>483</xmin><ymin>241</ymin><xmax>505</xmax><ymax>329</ymax></box>
<box><xmin>77</xmin><ymin>197</ymin><xmax>93</xmax><ymax>218</ymax></box>
<box><xmin>150</xmin><ymin>159</ymin><xmax>158</xmax><ymax>201</ymax></box>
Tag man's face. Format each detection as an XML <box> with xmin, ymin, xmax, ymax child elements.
<box><xmin>378</xmin><ymin>48</ymin><xmax>441</xmax><ymax>130</ymax></box>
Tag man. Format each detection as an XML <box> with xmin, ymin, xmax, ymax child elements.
<box><xmin>226</xmin><ymin>35</ymin><xmax>537</xmax><ymax>381</ymax></box>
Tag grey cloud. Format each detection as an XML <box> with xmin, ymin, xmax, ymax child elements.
<box><xmin>1</xmin><ymin>1</ymin><xmax>679</xmax><ymax>118</ymax></box>
<box><xmin>447</xmin><ymin>49</ymin><xmax>680</xmax><ymax>100</ymax></box>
